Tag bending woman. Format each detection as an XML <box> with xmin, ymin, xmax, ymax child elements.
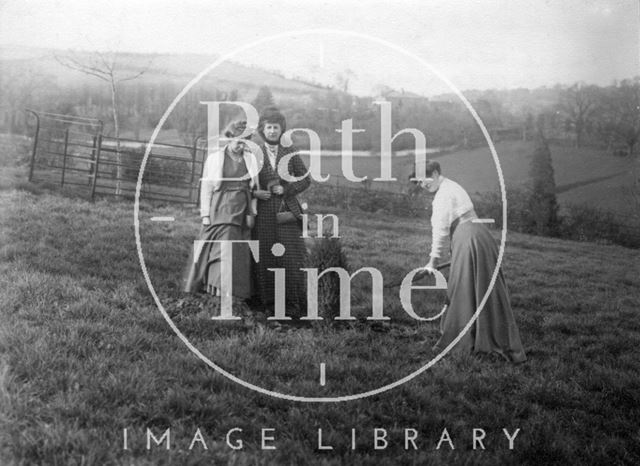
<box><xmin>252</xmin><ymin>107</ymin><xmax>310</xmax><ymax>315</ymax></box>
<box><xmin>183</xmin><ymin>120</ymin><xmax>258</xmax><ymax>302</ymax></box>
<box><xmin>418</xmin><ymin>160</ymin><xmax>526</xmax><ymax>363</ymax></box>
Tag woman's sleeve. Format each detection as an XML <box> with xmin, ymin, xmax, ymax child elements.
<box><xmin>430</xmin><ymin>194</ymin><xmax>451</xmax><ymax>259</ymax></box>
<box><xmin>282</xmin><ymin>153</ymin><xmax>311</xmax><ymax>196</ymax></box>
<box><xmin>200</xmin><ymin>157</ymin><xmax>215</xmax><ymax>218</ymax></box>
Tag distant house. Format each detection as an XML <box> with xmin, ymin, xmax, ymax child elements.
<box><xmin>375</xmin><ymin>89</ymin><xmax>428</xmax><ymax>110</ymax></box>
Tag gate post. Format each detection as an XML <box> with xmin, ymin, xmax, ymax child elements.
<box><xmin>90</xmin><ymin>134</ymin><xmax>103</xmax><ymax>201</ymax></box>
<box><xmin>197</xmin><ymin>136</ymin><xmax>206</xmax><ymax>205</ymax></box>
<box><xmin>26</xmin><ymin>109</ymin><xmax>40</xmax><ymax>182</ymax></box>
<box><xmin>60</xmin><ymin>128</ymin><xmax>69</xmax><ymax>187</ymax></box>
<box><xmin>190</xmin><ymin>136</ymin><xmax>205</xmax><ymax>204</ymax></box>
<box><xmin>89</xmin><ymin>134</ymin><xmax>98</xmax><ymax>185</ymax></box>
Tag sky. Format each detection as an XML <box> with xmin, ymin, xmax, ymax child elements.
<box><xmin>0</xmin><ymin>0</ymin><xmax>638</xmax><ymax>95</ymax></box>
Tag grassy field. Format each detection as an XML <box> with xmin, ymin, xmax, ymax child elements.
<box><xmin>1</xmin><ymin>172</ymin><xmax>640</xmax><ymax>465</ymax></box>
<box><xmin>296</xmin><ymin>140</ymin><xmax>638</xmax><ymax>220</ymax></box>
<box><xmin>14</xmin><ymin>123</ymin><xmax>638</xmax><ymax>221</ymax></box>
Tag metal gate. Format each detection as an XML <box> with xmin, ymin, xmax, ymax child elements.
<box><xmin>26</xmin><ymin>110</ymin><xmax>206</xmax><ymax>204</ymax></box>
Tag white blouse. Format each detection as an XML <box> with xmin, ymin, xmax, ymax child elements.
<box><xmin>430</xmin><ymin>177</ymin><xmax>474</xmax><ymax>259</ymax></box>
<box><xmin>265</xmin><ymin>143</ymin><xmax>278</xmax><ymax>171</ymax></box>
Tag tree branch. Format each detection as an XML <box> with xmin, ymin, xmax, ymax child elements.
<box><xmin>117</xmin><ymin>58</ymin><xmax>153</xmax><ymax>83</ymax></box>
<box><xmin>54</xmin><ymin>52</ymin><xmax>110</xmax><ymax>81</ymax></box>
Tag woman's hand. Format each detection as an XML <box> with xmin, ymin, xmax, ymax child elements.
<box><xmin>271</xmin><ymin>185</ymin><xmax>284</xmax><ymax>195</ymax></box>
<box><xmin>253</xmin><ymin>189</ymin><xmax>271</xmax><ymax>200</ymax></box>
<box><xmin>202</xmin><ymin>216</ymin><xmax>211</xmax><ymax>226</ymax></box>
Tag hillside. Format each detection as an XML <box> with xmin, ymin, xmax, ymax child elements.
<box><xmin>1</xmin><ymin>127</ymin><xmax>640</xmax><ymax>463</ymax></box>
<box><xmin>292</xmin><ymin>140</ymin><xmax>637</xmax><ymax>220</ymax></box>
<box><xmin>0</xmin><ymin>44</ymin><xmax>328</xmax><ymax>98</ymax></box>
<box><xmin>394</xmin><ymin>140</ymin><xmax>637</xmax><ymax>219</ymax></box>
<box><xmin>0</xmin><ymin>184</ymin><xmax>639</xmax><ymax>464</ymax></box>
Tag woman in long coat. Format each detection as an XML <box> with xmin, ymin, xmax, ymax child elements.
<box><xmin>418</xmin><ymin>160</ymin><xmax>526</xmax><ymax>363</ymax></box>
<box><xmin>252</xmin><ymin>107</ymin><xmax>310</xmax><ymax>315</ymax></box>
<box><xmin>183</xmin><ymin>120</ymin><xmax>259</xmax><ymax>302</ymax></box>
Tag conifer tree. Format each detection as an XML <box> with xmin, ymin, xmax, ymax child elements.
<box><xmin>252</xmin><ymin>86</ymin><xmax>275</xmax><ymax>114</ymax></box>
<box><xmin>528</xmin><ymin>133</ymin><xmax>560</xmax><ymax>236</ymax></box>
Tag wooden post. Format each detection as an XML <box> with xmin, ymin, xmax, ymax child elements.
<box><xmin>89</xmin><ymin>134</ymin><xmax>98</xmax><ymax>185</ymax></box>
<box><xmin>189</xmin><ymin>138</ymin><xmax>198</xmax><ymax>203</ymax></box>
<box><xmin>26</xmin><ymin>109</ymin><xmax>40</xmax><ymax>182</ymax></box>
<box><xmin>90</xmin><ymin>134</ymin><xmax>102</xmax><ymax>201</ymax></box>
<box><xmin>198</xmin><ymin>140</ymin><xmax>206</xmax><ymax>204</ymax></box>
<box><xmin>60</xmin><ymin>128</ymin><xmax>69</xmax><ymax>187</ymax></box>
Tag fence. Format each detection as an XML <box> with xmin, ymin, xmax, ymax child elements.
<box><xmin>26</xmin><ymin>110</ymin><xmax>206</xmax><ymax>204</ymax></box>
<box><xmin>26</xmin><ymin>110</ymin><xmax>416</xmax><ymax>204</ymax></box>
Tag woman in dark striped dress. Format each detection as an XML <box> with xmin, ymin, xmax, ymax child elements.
<box><xmin>417</xmin><ymin>160</ymin><xmax>526</xmax><ymax>363</ymax></box>
<box><xmin>252</xmin><ymin>107</ymin><xmax>310</xmax><ymax>315</ymax></box>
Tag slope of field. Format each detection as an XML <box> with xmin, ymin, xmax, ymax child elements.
<box><xmin>296</xmin><ymin>140</ymin><xmax>637</xmax><ymax>221</ymax></box>
<box><xmin>0</xmin><ymin>44</ymin><xmax>327</xmax><ymax>101</ymax></box>
<box><xmin>391</xmin><ymin>140</ymin><xmax>636</xmax><ymax>218</ymax></box>
<box><xmin>1</xmin><ymin>184</ymin><xmax>639</xmax><ymax>465</ymax></box>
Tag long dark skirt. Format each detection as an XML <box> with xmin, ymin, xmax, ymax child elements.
<box><xmin>433</xmin><ymin>222</ymin><xmax>527</xmax><ymax>363</ymax></box>
<box><xmin>252</xmin><ymin>198</ymin><xmax>307</xmax><ymax>312</ymax></box>
<box><xmin>183</xmin><ymin>223</ymin><xmax>252</xmax><ymax>299</ymax></box>
<box><xmin>275</xmin><ymin>220</ymin><xmax>308</xmax><ymax>309</ymax></box>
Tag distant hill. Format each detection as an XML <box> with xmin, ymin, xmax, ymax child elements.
<box><xmin>0</xmin><ymin>44</ymin><xmax>330</xmax><ymax>100</ymax></box>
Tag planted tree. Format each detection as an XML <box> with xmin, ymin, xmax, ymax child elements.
<box><xmin>54</xmin><ymin>50</ymin><xmax>151</xmax><ymax>196</ymax></box>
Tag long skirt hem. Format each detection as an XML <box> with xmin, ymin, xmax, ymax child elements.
<box><xmin>183</xmin><ymin>223</ymin><xmax>252</xmax><ymax>300</ymax></box>
<box><xmin>433</xmin><ymin>222</ymin><xmax>527</xmax><ymax>363</ymax></box>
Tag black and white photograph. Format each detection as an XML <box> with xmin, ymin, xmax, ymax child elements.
<box><xmin>1</xmin><ymin>1</ymin><xmax>639</xmax><ymax>464</ymax></box>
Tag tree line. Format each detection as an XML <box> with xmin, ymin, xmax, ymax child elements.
<box><xmin>537</xmin><ymin>79</ymin><xmax>640</xmax><ymax>157</ymax></box>
<box><xmin>1</xmin><ymin>58</ymin><xmax>638</xmax><ymax>157</ymax></box>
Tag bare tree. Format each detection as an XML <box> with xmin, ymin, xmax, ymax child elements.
<box><xmin>558</xmin><ymin>82</ymin><xmax>599</xmax><ymax>148</ymax></box>
<box><xmin>602</xmin><ymin>78</ymin><xmax>640</xmax><ymax>157</ymax></box>
<box><xmin>54</xmin><ymin>50</ymin><xmax>151</xmax><ymax>195</ymax></box>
